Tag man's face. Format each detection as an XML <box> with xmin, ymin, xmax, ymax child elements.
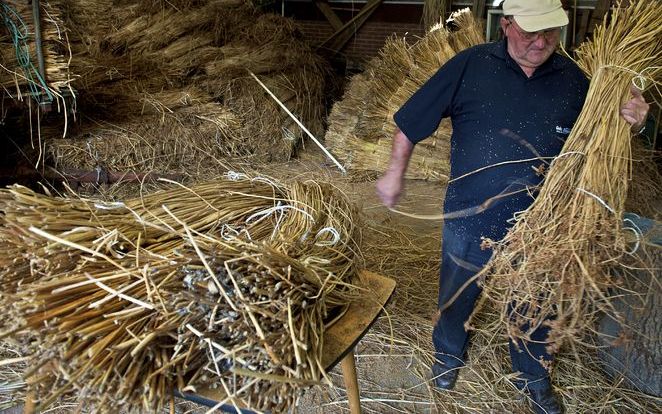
<box><xmin>500</xmin><ymin>17</ymin><xmax>561</xmax><ymax>72</ymax></box>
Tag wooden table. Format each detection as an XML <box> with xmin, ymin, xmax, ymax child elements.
<box><xmin>179</xmin><ymin>270</ymin><xmax>396</xmax><ymax>414</ymax></box>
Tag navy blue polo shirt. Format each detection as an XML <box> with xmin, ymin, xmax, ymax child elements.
<box><xmin>394</xmin><ymin>39</ymin><xmax>589</xmax><ymax>240</ymax></box>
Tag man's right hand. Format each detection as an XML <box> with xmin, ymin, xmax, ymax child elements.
<box><xmin>376</xmin><ymin>170</ymin><xmax>404</xmax><ymax>208</ymax></box>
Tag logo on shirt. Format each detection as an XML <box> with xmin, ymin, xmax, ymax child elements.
<box><xmin>555</xmin><ymin>126</ymin><xmax>572</xmax><ymax>135</ymax></box>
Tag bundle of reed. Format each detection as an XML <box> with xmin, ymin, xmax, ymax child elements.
<box><xmin>79</xmin><ymin>1</ymin><xmax>322</xmax><ymax>161</ymax></box>
<box><xmin>47</xmin><ymin>100</ymin><xmax>245</xmax><ymax>176</ymax></box>
<box><xmin>0</xmin><ymin>0</ymin><xmax>73</xmax><ymax>101</ymax></box>
<box><xmin>423</xmin><ymin>0</ymin><xmax>449</xmax><ymax>30</ymax></box>
<box><xmin>325</xmin><ymin>9</ymin><xmax>483</xmax><ymax>181</ymax></box>
<box><xmin>335</xmin><ymin>188</ymin><xmax>661</xmax><ymax>413</ymax></box>
<box><xmin>324</xmin><ymin>70</ymin><xmax>373</xmax><ymax>165</ymax></box>
<box><xmin>473</xmin><ymin>0</ymin><xmax>662</xmax><ymax>354</ymax></box>
<box><xmin>625</xmin><ymin>142</ymin><xmax>662</xmax><ymax>220</ymax></box>
<box><xmin>2</xmin><ymin>0</ymin><xmax>327</xmax><ymax>173</ymax></box>
<box><xmin>0</xmin><ymin>173</ymin><xmax>362</xmax><ymax>412</ymax></box>
<box><xmin>354</xmin><ymin>37</ymin><xmax>414</xmax><ymax>141</ymax></box>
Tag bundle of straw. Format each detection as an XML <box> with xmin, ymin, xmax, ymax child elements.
<box><xmin>0</xmin><ymin>0</ymin><xmax>73</xmax><ymax>101</ymax></box>
<box><xmin>8</xmin><ymin>0</ymin><xmax>328</xmax><ymax>174</ymax></box>
<box><xmin>473</xmin><ymin>0</ymin><xmax>662</xmax><ymax>354</ymax></box>
<box><xmin>422</xmin><ymin>0</ymin><xmax>450</xmax><ymax>30</ymax></box>
<box><xmin>325</xmin><ymin>9</ymin><xmax>484</xmax><ymax>181</ymax></box>
<box><xmin>0</xmin><ymin>173</ymin><xmax>362</xmax><ymax>412</ymax></box>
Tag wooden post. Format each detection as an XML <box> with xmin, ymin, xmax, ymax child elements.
<box><xmin>341</xmin><ymin>350</ymin><xmax>361</xmax><ymax>414</ymax></box>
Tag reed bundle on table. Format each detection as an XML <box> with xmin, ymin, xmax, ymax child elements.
<box><xmin>325</xmin><ymin>9</ymin><xmax>484</xmax><ymax>181</ymax></box>
<box><xmin>472</xmin><ymin>0</ymin><xmax>662</xmax><ymax>355</ymax></box>
<box><xmin>0</xmin><ymin>173</ymin><xmax>362</xmax><ymax>412</ymax></box>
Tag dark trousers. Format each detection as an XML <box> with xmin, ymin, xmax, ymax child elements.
<box><xmin>432</xmin><ymin>225</ymin><xmax>553</xmax><ymax>391</ymax></box>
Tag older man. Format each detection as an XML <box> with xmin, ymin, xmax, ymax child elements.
<box><xmin>376</xmin><ymin>1</ymin><xmax>649</xmax><ymax>413</ymax></box>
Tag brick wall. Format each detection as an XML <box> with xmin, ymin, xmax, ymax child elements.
<box><xmin>281</xmin><ymin>3</ymin><xmax>426</xmax><ymax>67</ymax></box>
<box><xmin>296</xmin><ymin>20</ymin><xmax>425</xmax><ymax>65</ymax></box>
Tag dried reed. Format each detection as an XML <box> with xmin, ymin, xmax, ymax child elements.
<box><xmin>5</xmin><ymin>0</ymin><xmax>329</xmax><ymax>172</ymax></box>
<box><xmin>423</xmin><ymin>0</ymin><xmax>449</xmax><ymax>30</ymax></box>
<box><xmin>0</xmin><ymin>0</ymin><xmax>73</xmax><ymax>97</ymax></box>
<box><xmin>473</xmin><ymin>0</ymin><xmax>662</xmax><ymax>355</ymax></box>
<box><xmin>0</xmin><ymin>173</ymin><xmax>363</xmax><ymax>413</ymax></box>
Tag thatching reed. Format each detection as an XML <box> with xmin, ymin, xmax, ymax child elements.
<box><xmin>6</xmin><ymin>0</ymin><xmax>328</xmax><ymax>176</ymax></box>
<box><xmin>422</xmin><ymin>0</ymin><xmax>450</xmax><ymax>30</ymax></box>
<box><xmin>0</xmin><ymin>0</ymin><xmax>73</xmax><ymax>102</ymax></box>
<box><xmin>338</xmin><ymin>189</ymin><xmax>661</xmax><ymax>412</ymax></box>
<box><xmin>48</xmin><ymin>90</ymin><xmax>244</xmax><ymax>175</ymax></box>
<box><xmin>298</xmin><ymin>188</ymin><xmax>661</xmax><ymax>412</ymax></box>
<box><xmin>0</xmin><ymin>173</ymin><xmax>363</xmax><ymax>412</ymax></box>
<box><xmin>625</xmin><ymin>142</ymin><xmax>662</xmax><ymax>220</ymax></box>
<box><xmin>325</xmin><ymin>9</ymin><xmax>484</xmax><ymax>181</ymax></box>
<box><xmin>472</xmin><ymin>0</ymin><xmax>662</xmax><ymax>357</ymax></box>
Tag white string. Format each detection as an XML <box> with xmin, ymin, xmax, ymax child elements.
<box><xmin>94</xmin><ymin>201</ymin><xmax>126</xmax><ymax>210</ymax></box>
<box><xmin>575</xmin><ymin>188</ymin><xmax>615</xmax><ymax>214</ymax></box>
<box><xmin>597</xmin><ymin>64</ymin><xmax>660</xmax><ymax>90</ymax></box>
<box><xmin>225</xmin><ymin>170</ymin><xmax>247</xmax><ymax>181</ymax></box>
<box><xmin>246</xmin><ymin>203</ymin><xmax>314</xmax><ymax>224</ymax></box>
<box><xmin>220</xmin><ymin>223</ymin><xmax>253</xmax><ymax>242</ymax></box>
<box><xmin>246</xmin><ymin>202</ymin><xmax>315</xmax><ymax>240</ymax></box>
<box><xmin>576</xmin><ymin>189</ymin><xmax>643</xmax><ymax>254</ymax></box>
<box><xmin>623</xmin><ymin>217</ymin><xmax>643</xmax><ymax>254</ymax></box>
<box><xmin>225</xmin><ymin>170</ymin><xmax>280</xmax><ymax>188</ymax></box>
<box><xmin>315</xmin><ymin>227</ymin><xmax>341</xmax><ymax>246</ymax></box>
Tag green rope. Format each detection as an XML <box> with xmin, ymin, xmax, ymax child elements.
<box><xmin>1</xmin><ymin>2</ymin><xmax>54</xmax><ymax>105</ymax></box>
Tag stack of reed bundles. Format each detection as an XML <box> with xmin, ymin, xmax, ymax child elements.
<box><xmin>0</xmin><ymin>173</ymin><xmax>362</xmax><ymax>412</ymax></box>
<box><xmin>0</xmin><ymin>0</ymin><xmax>72</xmax><ymax>102</ymax></box>
<box><xmin>325</xmin><ymin>9</ymin><xmax>484</xmax><ymax>181</ymax></box>
<box><xmin>472</xmin><ymin>0</ymin><xmax>662</xmax><ymax>355</ymax></box>
<box><xmin>20</xmin><ymin>0</ymin><xmax>327</xmax><ymax>175</ymax></box>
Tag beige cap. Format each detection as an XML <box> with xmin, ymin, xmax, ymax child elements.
<box><xmin>503</xmin><ymin>0</ymin><xmax>568</xmax><ymax>32</ymax></box>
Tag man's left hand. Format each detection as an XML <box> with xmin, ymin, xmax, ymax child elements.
<box><xmin>620</xmin><ymin>84</ymin><xmax>649</xmax><ymax>133</ymax></box>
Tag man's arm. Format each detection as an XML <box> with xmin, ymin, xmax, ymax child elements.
<box><xmin>376</xmin><ymin>129</ymin><xmax>414</xmax><ymax>208</ymax></box>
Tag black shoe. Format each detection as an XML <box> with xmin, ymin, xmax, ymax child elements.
<box><xmin>527</xmin><ymin>387</ymin><xmax>564</xmax><ymax>414</ymax></box>
<box><xmin>431</xmin><ymin>362</ymin><xmax>459</xmax><ymax>390</ymax></box>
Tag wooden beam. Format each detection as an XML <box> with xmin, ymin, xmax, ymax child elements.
<box><xmin>318</xmin><ymin>0</ymin><xmax>383</xmax><ymax>55</ymax></box>
<box><xmin>314</xmin><ymin>1</ymin><xmax>343</xmax><ymax>31</ymax></box>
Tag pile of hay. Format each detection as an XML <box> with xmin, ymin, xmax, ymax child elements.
<box><xmin>0</xmin><ymin>173</ymin><xmax>362</xmax><ymax>412</ymax></box>
<box><xmin>2</xmin><ymin>0</ymin><xmax>328</xmax><ymax>177</ymax></box>
<box><xmin>325</xmin><ymin>9</ymin><xmax>484</xmax><ymax>181</ymax></box>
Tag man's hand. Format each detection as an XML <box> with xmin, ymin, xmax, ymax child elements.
<box><xmin>620</xmin><ymin>84</ymin><xmax>649</xmax><ymax>133</ymax></box>
<box><xmin>376</xmin><ymin>170</ymin><xmax>404</xmax><ymax>208</ymax></box>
